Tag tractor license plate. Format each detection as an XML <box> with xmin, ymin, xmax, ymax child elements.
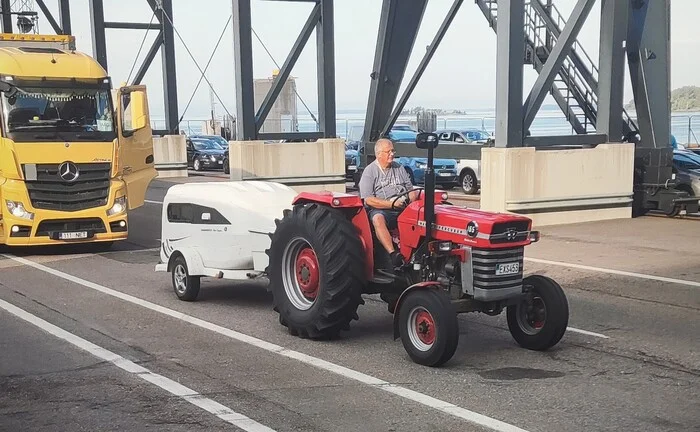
<box><xmin>59</xmin><ymin>231</ymin><xmax>88</xmax><ymax>240</ymax></box>
<box><xmin>495</xmin><ymin>262</ymin><xmax>520</xmax><ymax>276</ymax></box>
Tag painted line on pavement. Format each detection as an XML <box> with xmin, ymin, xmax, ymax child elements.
<box><xmin>566</xmin><ymin>327</ymin><xmax>608</xmax><ymax>339</ymax></box>
<box><xmin>0</xmin><ymin>298</ymin><xmax>276</xmax><ymax>432</ymax></box>
<box><xmin>525</xmin><ymin>257</ymin><xmax>700</xmax><ymax>288</ymax></box>
<box><xmin>145</xmin><ymin>199</ymin><xmax>163</xmax><ymax>204</ymax></box>
<box><xmin>4</xmin><ymin>253</ymin><xmax>530</xmax><ymax>432</ymax></box>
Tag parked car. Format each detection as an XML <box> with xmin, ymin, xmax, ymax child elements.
<box><xmin>672</xmin><ymin>149</ymin><xmax>700</xmax><ymax>197</ymax></box>
<box><xmin>433</xmin><ymin>129</ymin><xmax>493</xmax><ymax>194</ymax></box>
<box><xmin>345</xmin><ymin>143</ymin><xmax>360</xmax><ymax>184</ymax></box>
<box><xmin>187</xmin><ymin>137</ymin><xmax>226</xmax><ymax>171</ymax></box>
<box><xmin>191</xmin><ymin>134</ymin><xmax>229</xmax><ymax>150</ymax></box>
<box><xmin>397</xmin><ymin>156</ymin><xmax>459</xmax><ymax>189</ymax></box>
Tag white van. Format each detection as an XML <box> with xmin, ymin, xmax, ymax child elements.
<box><xmin>435</xmin><ymin>129</ymin><xmax>493</xmax><ymax>194</ymax></box>
<box><xmin>155</xmin><ymin>181</ymin><xmax>298</xmax><ymax>301</ymax></box>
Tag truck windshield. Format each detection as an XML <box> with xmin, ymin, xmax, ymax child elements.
<box><xmin>1</xmin><ymin>82</ymin><xmax>116</xmax><ymax>142</ymax></box>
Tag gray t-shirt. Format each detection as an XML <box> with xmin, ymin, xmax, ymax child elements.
<box><xmin>359</xmin><ymin>160</ymin><xmax>413</xmax><ymax>200</ymax></box>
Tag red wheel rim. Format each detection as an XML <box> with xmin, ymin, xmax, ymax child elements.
<box><xmin>295</xmin><ymin>247</ymin><xmax>319</xmax><ymax>300</ymax></box>
<box><xmin>415</xmin><ymin>310</ymin><xmax>436</xmax><ymax>345</ymax></box>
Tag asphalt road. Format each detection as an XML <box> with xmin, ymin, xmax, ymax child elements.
<box><xmin>1</xmin><ymin>179</ymin><xmax>698</xmax><ymax>432</ymax></box>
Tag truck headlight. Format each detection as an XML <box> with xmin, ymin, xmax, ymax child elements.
<box><xmin>6</xmin><ymin>200</ymin><xmax>34</xmax><ymax>220</ymax></box>
<box><xmin>107</xmin><ymin>196</ymin><xmax>127</xmax><ymax>216</ymax></box>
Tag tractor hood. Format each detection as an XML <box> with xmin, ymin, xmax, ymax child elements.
<box><xmin>400</xmin><ymin>203</ymin><xmax>534</xmax><ymax>248</ymax></box>
<box><xmin>0</xmin><ymin>141</ymin><xmax>115</xmax><ymax>180</ymax></box>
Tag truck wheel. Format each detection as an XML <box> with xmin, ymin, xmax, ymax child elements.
<box><xmin>507</xmin><ymin>275</ymin><xmax>568</xmax><ymax>351</ymax></box>
<box><xmin>171</xmin><ymin>255</ymin><xmax>201</xmax><ymax>301</ymax></box>
<box><xmin>266</xmin><ymin>203</ymin><xmax>367</xmax><ymax>339</ymax></box>
<box><xmin>397</xmin><ymin>289</ymin><xmax>459</xmax><ymax>367</ymax></box>
<box><xmin>460</xmin><ymin>170</ymin><xmax>478</xmax><ymax>194</ymax></box>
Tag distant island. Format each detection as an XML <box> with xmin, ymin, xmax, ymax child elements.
<box><xmin>625</xmin><ymin>85</ymin><xmax>700</xmax><ymax>111</ymax></box>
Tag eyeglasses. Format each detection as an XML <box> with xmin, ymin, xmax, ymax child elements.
<box><xmin>379</xmin><ymin>149</ymin><xmax>396</xmax><ymax>154</ymax></box>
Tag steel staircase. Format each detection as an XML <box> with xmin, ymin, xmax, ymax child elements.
<box><xmin>475</xmin><ymin>0</ymin><xmax>639</xmax><ymax>139</ymax></box>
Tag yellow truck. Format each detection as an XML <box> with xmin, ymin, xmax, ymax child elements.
<box><xmin>0</xmin><ymin>33</ymin><xmax>156</xmax><ymax>247</ymax></box>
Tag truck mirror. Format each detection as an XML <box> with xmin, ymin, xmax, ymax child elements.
<box><xmin>416</xmin><ymin>132</ymin><xmax>439</xmax><ymax>149</ymax></box>
<box><xmin>129</xmin><ymin>90</ymin><xmax>148</xmax><ymax>131</ymax></box>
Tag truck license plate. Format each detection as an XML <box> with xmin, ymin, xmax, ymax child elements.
<box><xmin>59</xmin><ymin>231</ymin><xmax>88</xmax><ymax>240</ymax></box>
<box><xmin>495</xmin><ymin>262</ymin><xmax>519</xmax><ymax>276</ymax></box>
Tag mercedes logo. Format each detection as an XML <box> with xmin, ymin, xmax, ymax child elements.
<box><xmin>58</xmin><ymin>161</ymin><xmax>80</xmax><ymax>182</ymax></box>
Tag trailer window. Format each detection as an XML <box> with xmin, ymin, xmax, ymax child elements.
<box><xmin>167</xmin><ymin>203</ymin><xmax>194</xmax><ymax>223</ymax></box>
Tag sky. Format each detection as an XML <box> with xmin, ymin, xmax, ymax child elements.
<box><xmin>24</xmin><ymin>0</ymin><xmax>700</xmax><ymax>120</ymax></box>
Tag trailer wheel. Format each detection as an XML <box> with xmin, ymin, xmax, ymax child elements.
<box><xmin>171</xmin><ymin>255</ymin><xmax>200</xmax><ymax>301</ymax></box>
<box><xmin>266</xmin><ymin>203</ymin><xmax>366</xmax><ymax>339</ymax></box>
<box><xmin>507</xmin><ymin>275</ymin><xmax>568</xmax><ymax>350</ymax></box>
<box><xmin>398</xmin><ymin>289</ymin><xmax>459</xmax><ymax>367</ymax></box>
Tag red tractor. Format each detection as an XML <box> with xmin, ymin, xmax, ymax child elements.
<box><xmin>265</xmin><ymin>132</ymin><xmax>569</xmax><ymax>366</ymax></box>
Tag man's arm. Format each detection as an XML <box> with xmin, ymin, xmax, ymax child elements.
<box><xmin>397</xmin><ymin>167</ymin><xmax>420</xmax><ymax>202</ymax></box>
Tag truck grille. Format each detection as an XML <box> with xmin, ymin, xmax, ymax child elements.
<box><xmin>471</xmin><ymin>247</ymin><xmax>524</xmax><ymax>299</ymax></box>
<box><xmin>36</xmin><ymin>218</ymin><xmax>107</xmax><ymax>237</ymax></box>
<box><xmin>23</xmin><ymin>163</ymin><xmax>111</xmax><ymax>211</ymax></box>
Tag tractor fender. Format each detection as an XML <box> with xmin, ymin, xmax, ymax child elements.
<box><xmin>392</xmin><ymin>281</ymin><xmax>443</xmax><ymax>340</ymax></box>
<box><xmin>167</xmin><ymin>247</ymin><xmax>207</xmax><ymax>277</ymax></box>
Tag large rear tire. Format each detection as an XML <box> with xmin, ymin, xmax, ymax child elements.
<box><xmin>507</xmin><ymin>275</ymin><xmax>568</xmax><ymax>351</ymax></box>
<box><xmin>266</xmin><ymin>203</ymin><xmax>367</xmax><ymax>339</ymax></box>
<box><xmin>397</xmin><ymin>289</ymin><xmax>459</xmax><ymax>367</ymax></box>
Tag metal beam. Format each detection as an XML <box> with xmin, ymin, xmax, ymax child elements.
<box><xmin>104</xmin><ymin>21</ymin><xmax>160</xmax><ymax>30</ymax></box>
<box><xmin>597</xmin><ymin>0</ymin><xmax>628</xmax><ymax>141</ymax></box>
<box><xmin>382</xmin><ymin>0</ymin><xmax>464</xmax><ymax>136</ymax></box>
<box><xmin>255</xmin><ymin>4</ymin><xmax>321</xmax><ymax>131</ymax></box>
<box><xmin>523</xmin><ymin>133</ymin><xmax>608</xmax><ymax>147</ymax></box>
<box><xmin>132</xmin><ymin>31</ymin><xmax>163</xmax><ymax>85</ymax></box>
<box><xmin>1</xmin><ymin>0</ymin><xmax>11</xmax><ymax>33</ymax></box>
<box><xmin>627</xmin><ymin>0</ymin><xmax>670</xmax><ymax>148</ymax></box>
<box><xmin>232</xmin><ymin>0</ymin><xmax>256</xmax><ymax>140</ymax></box>
<box><xmin>316</xmin><ymin>0</ymin><xmax>336</xmax><ymax>138</ymax></box>
<box><xmin>258</xmin><ymin>132</ymin><xmax>324</xmax><ymax>141</ymax></box>
<box><xmin>35</xmin><ymin>0</ymin><xmax>62</xmax><ymax>34</ymax></box>
<box><xmin>154</xmin><ymin>0</ymin><xmax>179</xmax><ymax>134</ymax></box>
<box><xmin>522</xmin><ymin>0</ymin><xmax>596</xmax><ymax>132</ymax></box>
<box><xmin>59</xmin><ymin>0</ymin><xmax>71</xmax><ymax>34</ymax></box>
<box><xmin>88</xmin><ymin>0</ymin><xmax>108</xmax><ymax>70</ymax></box>
<box><xmin>362</xmin><ymin>0</ymin><xmax>429</xmax><ymax>146</ymax></box>
<box><xmin>494</xmin><ymin>0</ymin><xmax>525</xmax><ymax>147</ymax></box>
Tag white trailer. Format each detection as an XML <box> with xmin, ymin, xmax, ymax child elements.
<box><xmin>155</xmin><ymin>181</ymin><xmax>299</xmax><ymax>300</ymax></box>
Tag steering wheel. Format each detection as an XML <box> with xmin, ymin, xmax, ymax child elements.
<box><xmin>390</xmin><ymin>187</ymin><xmax>423</xmax><ymax>211</ymax></box>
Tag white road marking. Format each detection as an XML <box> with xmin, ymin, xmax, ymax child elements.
<box><xmin>0</xmin><ymin>298</ymin><xmax>276</xmax><ymax>432</ymax></box>
<box><xmin>566</xmin><ymin>327</ymin><xmax>609</xmax><ymax>339</ymax></box>
<box><xmin>525</xmin><ymin>257</ymin><xmax>700</xmax><ymax>288</ymax></box>
<box><xmin>4</xmin><ymin>254</ymin><xmax>529</xmax><ymax>432</ymax></box>
<box><xmin>145</xmin><ymin>199</ymin><xmax>163</xmax><ymax>204</ymax></box>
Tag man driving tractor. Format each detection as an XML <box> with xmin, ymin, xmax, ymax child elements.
<box><xmin>358</xmin><ymin>138</ymin><xmax>420</xmax><ymax>270</ymax></box>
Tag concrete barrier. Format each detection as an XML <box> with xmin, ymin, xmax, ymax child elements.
<box><xmin>480</xmin><ymin>143</ymin><xmax>635</xmax><ymax>226</ymax></box>
<box><xmin>153</xmin><ymin>135</ymin><xmax>188</xmax><ymax>178</ymax></box>
<box><xmin>227</xmin><ymin>138</ymin><xmax>346</xmax><ymax>192</ymax></box>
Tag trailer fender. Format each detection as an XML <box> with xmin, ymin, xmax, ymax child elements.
<box><xmin>167</xmin><ymin>247</ymin><xmax>207</xmax><ymax>277</ymax></box>
<box><xmin>392</xmin><ymin>281</ymin><xmax>443</xmax><ymax>340</ymax></box>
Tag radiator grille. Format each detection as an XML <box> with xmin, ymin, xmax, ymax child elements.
<box><xmin>35</xmin><ymin>218</ymin><xmax>107</xmax><ymax>237</ymax></box>
<box><xmin>471</xmin><ymin>247</ymin><xmax>524</xmax><ymax>291</ymax></box>
<box><xmin>23</xmin><ymin>163</ymin><xmax>111</xmax><ymax>211</ymax></box>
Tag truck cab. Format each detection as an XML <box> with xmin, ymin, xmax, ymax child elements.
<box><xmin>0</xmin><ymin>34</ymin><xmax>156</xmax><ymax>247</ymax></box>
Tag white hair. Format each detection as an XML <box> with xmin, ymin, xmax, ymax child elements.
<box><xmin>374</xmin><ymin>138</ymin><xmax>392</xmax><ymax>154</ymax></box>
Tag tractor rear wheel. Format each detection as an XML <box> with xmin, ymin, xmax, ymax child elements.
<box><xmin>397</xmin><ymin>289</ymin><xmax>459</xmax><ymax>367</ymax></box>
<box><xmin>506</xmin><ymin>275</ymin><xmax>568</xmax><ymax>350</ymax></box>
<box><xmin>266</xmin><ymin>203</ymin><xmax>366</xmax><ymax>339</ymax></box>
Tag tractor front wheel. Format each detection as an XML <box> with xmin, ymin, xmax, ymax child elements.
<box><xmin>397</xmin><ymin>289</ymin><xmax>459</xmax><ymax>367</ymax></box>
<box><xmin>266</xmin><ymin>203</ymin><xmax>366</xmax><ymax>339</ymax></box>
<box><xmin>507</xmin><ymin>275</ymin><xmax>568</xmax><ymax>350</ymax></box>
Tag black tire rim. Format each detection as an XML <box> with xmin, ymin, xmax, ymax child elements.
<box><xmin>517</xmin><ymin>294</ymin><xmax>546</xmax><ymax>335</ymax></box>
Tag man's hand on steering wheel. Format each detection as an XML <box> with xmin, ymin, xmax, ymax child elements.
<box><xmin>390</xmin><ymin>188</ymin><xmax>423</xmax><ymax>211</ymax></box>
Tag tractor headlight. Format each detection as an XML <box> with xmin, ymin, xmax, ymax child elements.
<box><xmin>529</xmin><ymin>231</ymin><xmax>540</xmax><ymax>242</ymax></box>
<box><xmin>6</xmin><ymin>200</ymin><xmax>34</xmax><ymax>220</ymax></box>
<box><xmin>107</xmin><ymin>196</ymin><xmax>127</xmax><ymax>216</ymax></box>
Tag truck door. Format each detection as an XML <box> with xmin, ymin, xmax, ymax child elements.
<box><xmin>116</xmin><ymin>85</ymin><xmax>157</xmax><ymax>210</ymax></box>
